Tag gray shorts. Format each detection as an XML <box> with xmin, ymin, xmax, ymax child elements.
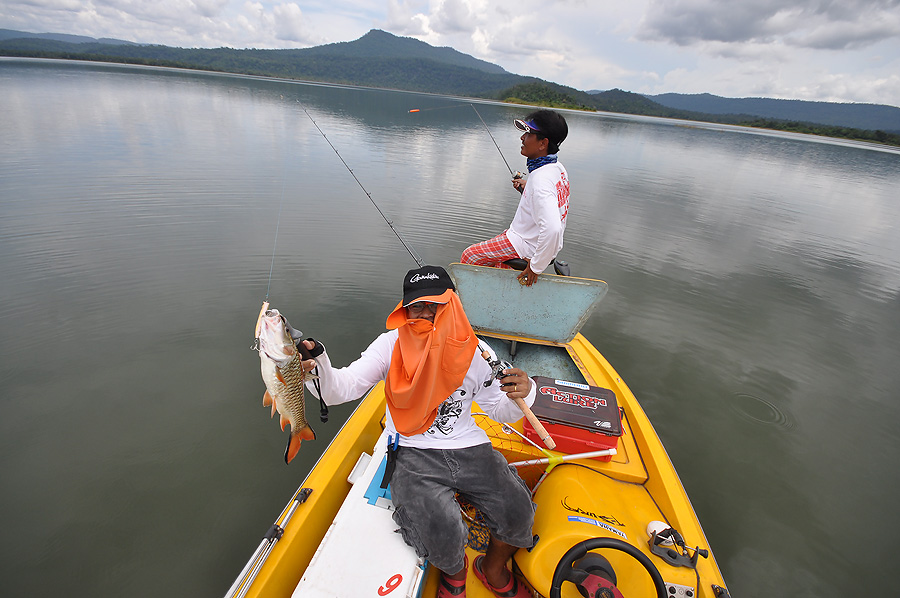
<box><xmin>389</xmin><ymin>443</ymin><xmax>535</xmax><ymax>574</ymax></box>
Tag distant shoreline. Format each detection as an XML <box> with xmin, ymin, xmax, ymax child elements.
<box><xmin>3</xmin><ymin>53</ymin><xmax>899</xmax><ymax>150</ymax></box>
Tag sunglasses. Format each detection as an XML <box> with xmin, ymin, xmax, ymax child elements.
<box><xmin>515</xmin><ymin>119</ymin><xmax>542</xmax><ymax>134</ymax></box>
<box><xmin>407</xmin><ymin>302</ymin><xmax>439</xmax><ymax>316</ymax></box>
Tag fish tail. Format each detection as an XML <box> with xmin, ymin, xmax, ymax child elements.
<box><xmin>284</xmin><ymin>424</ymin><xmax>316</xmax><ymax>464</ymax></box>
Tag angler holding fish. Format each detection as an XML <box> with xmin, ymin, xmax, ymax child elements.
<box><xmin>250</xmin><ymin>108</ymin><xmax>334</xmax><ymax>465</ymax></box>
<box><xmin>283</xmin><ymin>266</ymin><xmax>537</xmax><ymax>598</ymax></box>
<box><xmin>243</xmin><ymin>106</ymin><xmax>552</xmax><ymax>598</ymax></box>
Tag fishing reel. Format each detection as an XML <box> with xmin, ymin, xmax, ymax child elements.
<box><xmin>481</xmin><ymin>351</ymin><xmax>513</xmax><ymax>388</ymax></box>
<box><xmin>512</xmin><ymin>171</ymin><xmax>526</xmax><ymax>194</ymax></box>
<box><xmin>646</xmin><ymin>521</ymin><xmax>708</xmax><ymax>569</ymax></box>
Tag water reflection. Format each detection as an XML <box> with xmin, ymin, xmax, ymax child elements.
<box><xmin>1</xmin><ymin>58</ymin><xmax>899</xmax><ymax>597</ymax></box>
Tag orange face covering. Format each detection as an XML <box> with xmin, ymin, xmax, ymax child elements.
<box><xmin>384</xmin><ymin>290</ymin><xmax>479</xmax><ymax>436</ymax></box>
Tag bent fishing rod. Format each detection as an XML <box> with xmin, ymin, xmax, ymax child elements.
<box><xmin>305</xmin><ymin>104</ymin><xmax>555</xmax><ymax>450</ymax></box>
<box><xmin>301</xmin><ymin>106</ymin><xmax>424</xmax><ymax>268</ymax></box>
<box><xmin>469</xmin><ymin>104</ymin><xmax>522</xmax><ymax>179</ymax></box>
<box><xmin>408</xmin><ymin>103</ymin><xmax>520</xmax><ymax>180</ymax></box>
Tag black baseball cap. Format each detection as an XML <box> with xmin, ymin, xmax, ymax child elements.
<box><xmin>401</xmin><ymin>265</ymin><xmax>455</xmax><ymax>307</ymax></box>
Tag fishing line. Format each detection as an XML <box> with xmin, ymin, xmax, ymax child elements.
<box><xmin>412</xmin><ymin>102</ymin><xmax>522</xmax><ymax>179</ymax></box>
<box><xmin>253</xmin><ymin>131</ymin><xmax>293</xmax><ymax>347</ymax></box>
<box><xmin>264</xmin><ymin>147</ymin><xmax>291</xmax><ymax>303</ymax></box>
<box><xmin>301</xmin><ymin>105</ymin><xmax>425</xmax><ymax>267</ymax></box>
<box><xmin>253</xmin><ymin>123</ymin><xmax>328</xmax><ymax>422</ymax></box>
<box><xmin>469</xmin><ymin>103</ymin><xmax>516</xmax><ymax>176</ymax></box>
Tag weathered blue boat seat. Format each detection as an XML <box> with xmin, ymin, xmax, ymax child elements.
<box><xmin>448</xmin><ymin>264</ymin><xmax>607</xmax><ymax>344</ymax></box>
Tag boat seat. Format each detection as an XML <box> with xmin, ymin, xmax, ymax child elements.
<box><xmin>292</xmin><ymin>430</ymin><xmax>428</xmax><ymax>597</ymax></box>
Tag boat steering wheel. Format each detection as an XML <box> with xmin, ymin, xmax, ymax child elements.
<box><xmin>549</xmin><ymin>537</ymin><xmax>667</xmax><ymax>598</ymax></box>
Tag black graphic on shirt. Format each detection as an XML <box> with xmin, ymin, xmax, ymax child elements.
<box><xmin>428</xmin><ymin>394</ymin><xmax>463</xmax><ymax>436</ymax></box>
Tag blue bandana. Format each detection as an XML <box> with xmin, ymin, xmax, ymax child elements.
<box><xmin>526</xmin><ymin>154</ymin><xmax>558</xmax><ymax>173</ymax></box>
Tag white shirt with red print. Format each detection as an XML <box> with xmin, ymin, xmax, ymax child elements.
<box><xmin>505</xmin><ymin>162</ymin><xmax>569</xmax><ymax>274</ymax></box>
<box><xmin>309</xmin><ymin>330</ymin><xmax>536</xmax><ymax>450</ymax></box>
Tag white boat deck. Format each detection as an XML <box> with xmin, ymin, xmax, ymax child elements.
<box><xmin>293</xmin><ymin>429</ymin><xmax>427</xmax><ymax>598</ymax></box>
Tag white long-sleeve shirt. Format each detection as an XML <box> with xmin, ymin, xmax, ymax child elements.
<box><xmin>310</xmin><ymin>330</ymin><xmax>536</xmax><ymax>450</ymax></box>
<box><xmin>505</xmin><ymin>162</ymin><xmax>569</xmax><ymax>274</ymax></box>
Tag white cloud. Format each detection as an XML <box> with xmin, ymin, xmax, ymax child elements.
<box><xmin>642</xmin><ymin>47</ymin><xmax>900</xmax><ymax>105</ymax></box>
<box><xmin>192</xmin><ymin>0</ymin><xmax>229</xmax><ymax>19</ymax></box>
<box><xmin>12</xmin><ymin>0</ymin><xmax>82</xmax><ymax>10</ymax></box>
<box><xmin>271</xmin><ymin>3</ymin><xmax>309</xmax><ymax>43</ymax></box>
<box><xmin>0</xmin><ymin>0</ymin><xmax>898</xmax><ymax>105</ymax></box>
<box><xmin>383</xmin><ymin>0</ymin><xmax>428</xmax><ymax>36</ymax></box>
<box><xmin>790</xmin><ymin>16</ymin><xmax>900</xmax><ymax>50</ymax></box>
<box><xmin>430</xmin><ymin>0</ymin><xmax>476</xmax><ymax>34</ymax></box>
<box><xmin>638</xmin><ymin>0</ymin><xmax>900</xmax><ymax>50</ymax></box>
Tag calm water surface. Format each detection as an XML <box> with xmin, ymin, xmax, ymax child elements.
<box><xmin>2</xmin><ymin>58</ymin><xmax>899</xmax><ymax>597</ymax></box>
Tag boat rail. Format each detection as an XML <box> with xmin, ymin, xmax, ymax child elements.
<box><xmin>224</xmin><ymin>486</ymin><xmax>310</xmax><ymax>598</ymax></box>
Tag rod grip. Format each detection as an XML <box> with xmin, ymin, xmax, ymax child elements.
<box><xmin>513</xmin><ymin>397</ymin><xmax>556</xmax><ymax>450</ymax></box>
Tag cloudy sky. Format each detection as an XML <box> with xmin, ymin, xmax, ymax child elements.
<box><xmin>2</xmin><ymin>0</ymin><xmax>899</xmax><ymax>106</ymax></box>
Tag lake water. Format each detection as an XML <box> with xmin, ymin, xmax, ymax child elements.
<box><xmin>1</xmin><ymin>58</ymin><xmax>899</xmax><ymax>597</ymax></box>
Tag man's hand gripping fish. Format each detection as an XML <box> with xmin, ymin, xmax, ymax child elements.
<box><xmin>255</xmin><ymin>307</ymin><xmax>316</xmax><ymax>464</ymax></box>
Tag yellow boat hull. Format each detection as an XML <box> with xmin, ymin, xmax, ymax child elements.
<box><xmin>228</xmin><ymin>265</ymin><xmax>729</xmax><ymax>598</ymax></box>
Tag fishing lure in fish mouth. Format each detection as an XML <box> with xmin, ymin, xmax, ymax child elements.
<box><xmin>256</xmin><ymin>306</ymin><xmax>317</xmax><ymax>463</ymax></box>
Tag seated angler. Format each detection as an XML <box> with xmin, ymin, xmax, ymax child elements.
<box><xmin>461</xmin><ymin>109</ymin><xmax>570</xmax><ymax>286</ymax></box>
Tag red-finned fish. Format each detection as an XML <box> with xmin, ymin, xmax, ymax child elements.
<box><xmin>256</xmin><ymin>308</ymin><xmax>316</xmax><ymax>463</ymax></box>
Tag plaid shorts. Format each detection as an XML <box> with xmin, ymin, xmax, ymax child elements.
<box><xmin>460</xmin><ymin>232</ymin><xmax>520</xmax><ymax>269</ymax></box>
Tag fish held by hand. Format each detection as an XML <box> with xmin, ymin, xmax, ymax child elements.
<box><xmin>256</xmin><ymin>308</ymin><xmax>317</xmax><ymax>464</ymax></box>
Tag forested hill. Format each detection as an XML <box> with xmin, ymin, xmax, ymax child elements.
<box><xmin>307</xmin><ymin>29</ymin><xmax>508</xmax><ymax>75</ymax></box>
<box><xmin>1</xmin><ymin>28</ymin><xmax>898</xmax><ymax>143</ymax></box>
<box><xmin>0</xmin><ymin>28</ymin><xmax>528</xmax><ymax>98</ymax></box>
<box><xmin>647</xmin><ymin>93</ymin><xmax>900</xmax><ymax>135</ymax></box>
<box><xmin>0</xmin><ymin>28</ymin><xmax>136</xmax><ymax>46</ymax></box>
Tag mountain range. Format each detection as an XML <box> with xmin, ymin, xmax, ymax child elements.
<box><xmin>1</xmin><ymin>28</ymin><xmax>898</xmax><ymax>136</ymax></box>
<box><xmin>0</xmin><ymin>28</ymin><xmax>137</xmax><ymax>46</ymax></box>
<box><xmin>645</xmin><ymin>93</ymin><xmax>899</xmax><ymax>134</ymax></box>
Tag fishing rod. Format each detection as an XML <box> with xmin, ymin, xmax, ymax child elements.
<box><xmin>302</xmin><ymin>106</ymin><xmax>424</xmax><ymax>268</ymax></box>
<box><xmin>408</xmin><ymin>103</ymin><xmax>521</xmax><ymax>179</ymax></box>
<box><xmin>469</xmin><ymin>103</ymin><xmax>521</xmax><ymax>178</ymax></box>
